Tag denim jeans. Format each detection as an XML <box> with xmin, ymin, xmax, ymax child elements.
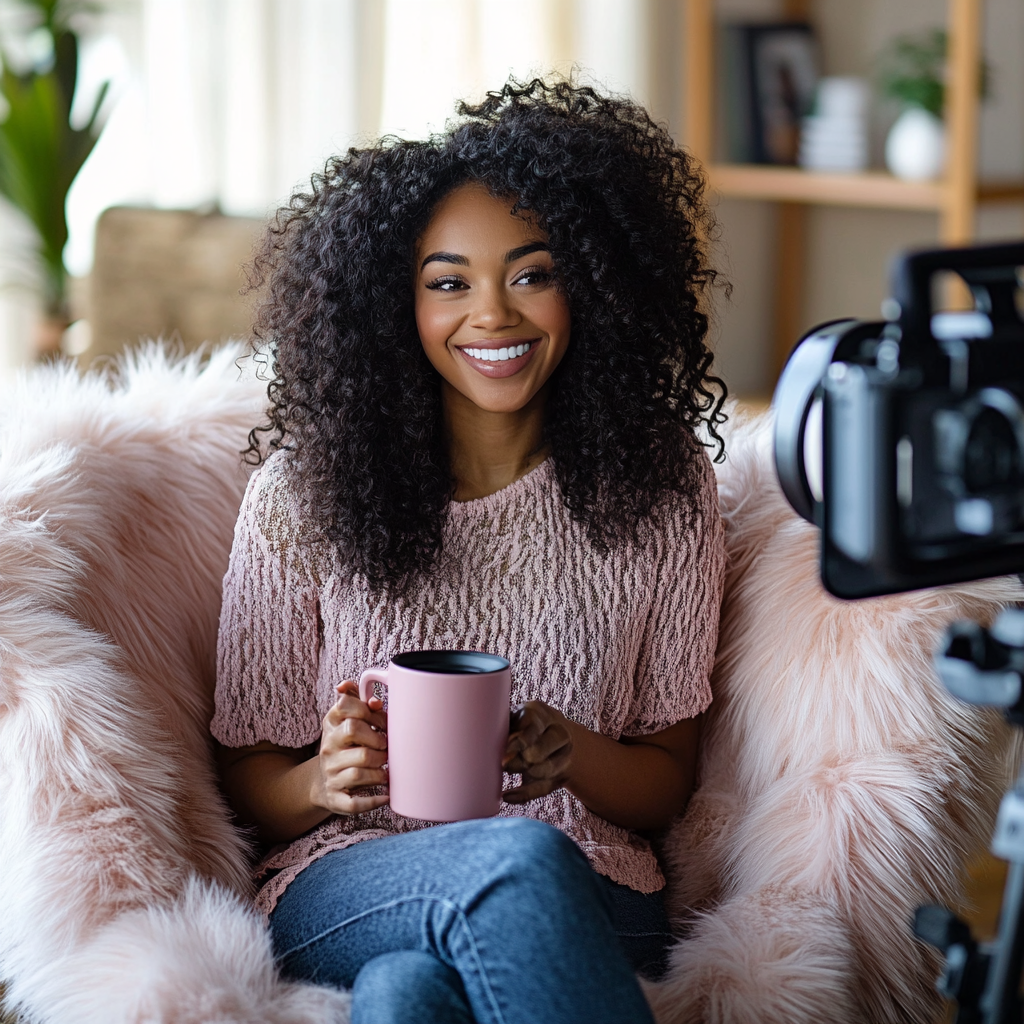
<box><xmin>268</xmin><ymin>817</ymin><xmax>661</xmax><ymax>1024</ymax></box>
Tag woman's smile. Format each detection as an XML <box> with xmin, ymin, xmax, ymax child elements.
<box><xmin>455</xmin><ymin>338</ymin><xmax>539</xmax><ymax>377</ymax></box>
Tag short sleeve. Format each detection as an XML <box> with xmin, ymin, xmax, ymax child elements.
<box><xmin>622</xmin><ymin>450</ymin><xmax>725</xmax><ymax>736</ymax></box>
<box><xmin>210</xmin><ymin>454</ymin><xmax>324</xmax><ymax>749</ymax></box>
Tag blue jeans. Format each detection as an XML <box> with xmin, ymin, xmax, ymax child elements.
<box><xmin>269</xmin><ymin>818</ymin><xmax>661</xmax><ymax>1024</ymax></box>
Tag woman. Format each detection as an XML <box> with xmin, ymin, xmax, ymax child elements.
<box><xmin>212</xmin><ymin>78</ymin><xmax>727</xmax><ymax>1024</ymax></box>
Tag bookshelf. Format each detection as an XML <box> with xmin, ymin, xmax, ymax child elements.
<box><xmin>683</xmin><ymin>0</ymin><xmax>1024</xmax><ymax>378</ymax></box>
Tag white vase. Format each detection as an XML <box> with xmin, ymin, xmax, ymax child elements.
<box><xmin>885</xmin><ymin>107</ymin><xmax>946</xmax><ymax>181</ymax></box>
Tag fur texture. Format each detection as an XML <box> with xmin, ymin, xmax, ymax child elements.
<box><xmin>648</xmin><ymin>406</ymin><xmax>1021</xmax><ymax>1024</ymax></box>
<box><xmin>0</xmin><ymin>362</ymin><xmax>1017</xmax><ymax>1024</ymax></box>
<box><xmin>0</xmin><ymin>346</ymin><xmax>350</xmax><ymax>1023</ymax></box>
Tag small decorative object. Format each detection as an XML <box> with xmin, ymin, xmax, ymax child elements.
<box><xmin>720</xmin><ymin>22</ymin><xmax>819</xmax><ymax>165</ymax></box>
<box><xmin>798</xmin><ymin>76</ymin><xmax>869</xmax><ymax>173</ymax></box>
<box><xmin>884</xmin><ymin>107</ymin><xmax>946</xmax><ymax>181</ymax></box>
<box><xmin>0</xmin><ymin>0</ymin><xmax>110</xmax><ymax>359</ymax></box>
<box><xmin>876</xmin><ymin>29</ymin><xmax>989</xmax><ymax>181</ymax></box>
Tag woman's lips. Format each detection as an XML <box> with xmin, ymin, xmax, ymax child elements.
<box><xmin>456</xmin><ymin>340</ymin><xmax>539</xmax><ymax>379</ymax></box>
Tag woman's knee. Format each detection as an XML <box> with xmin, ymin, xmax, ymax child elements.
<box><xmin>352</xmin><ymin>950</ymin><xmax>472</xmax><ymax>1024</ymax></box>
<box><xmin>474</xmin><ymin>818</ymin><xmax>602</xmax><ymax>902</ymax></box>
<box><xmin>499</xmin><ymin>818</ymin><xmax>589</xmax><ymax>869</ymax></box>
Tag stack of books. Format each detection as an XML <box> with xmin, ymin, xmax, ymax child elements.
<box><xmin>798</xmin><ymin>77</ymin><xmax>870</xmax><ymax>172</ymax></box>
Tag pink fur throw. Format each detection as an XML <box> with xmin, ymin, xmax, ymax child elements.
<box><xmin>0</xmin><ymin>347</ymin><xmax>351</xmax><ymax>1023</ymax></box>
<box><xmin>0</xmin><ymin>353</ymin><xmax>1018</xmax><ymax>1024</ymax></box>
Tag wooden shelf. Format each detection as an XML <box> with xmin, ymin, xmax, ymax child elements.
<box><xmin>707</xmin><ymin>165</ymin><xmax>946</xmax><ymax>210</ymax></box>
<box><xmin>707</xmin><ymin>164</ymin><xmax>1024</xmax><ymax>211</ymax></box>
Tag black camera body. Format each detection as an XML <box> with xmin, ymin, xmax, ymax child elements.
<box><xmin>774</xmin><ymin>242</ymin><xmax>1024</xmax><ymax>599</ymax></box>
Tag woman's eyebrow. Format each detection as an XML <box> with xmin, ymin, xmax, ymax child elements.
<box><xmin>420</xmin><ymin>251</ymin><xmax>468</xmax><ymax>270</ymax></box>
<box><xmin>505</xmin><ymin>241</ymin><xmax>549</xmax><ymax>263</ymax></box>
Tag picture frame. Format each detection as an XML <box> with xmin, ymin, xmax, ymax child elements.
<box><xmin>720</xmin><ymin>22</ymin><xmax>820</xmax><ymax>165</ymax></box>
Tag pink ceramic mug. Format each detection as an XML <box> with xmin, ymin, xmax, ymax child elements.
<box><xmin>359</xmin><ymin>650</ymin><xmax>512</xmax><ymax>822</ymax></box>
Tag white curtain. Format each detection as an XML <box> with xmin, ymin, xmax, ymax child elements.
<box><xmin>65</xmin><ymin>0</ymin><xmax>653</xmax><ymax>271</ymax></box>
<box><xmin>65</xmin><ymin>0</ymin><xmax>368</xmax><ymax>274</ymax></box>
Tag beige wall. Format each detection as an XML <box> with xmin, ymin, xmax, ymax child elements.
<box><xmin>646</xmin><ymin>0</ymin><xmax>1024</xmax><ymax>398</ymax></box>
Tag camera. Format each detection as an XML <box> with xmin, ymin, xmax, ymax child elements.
<box><xmin>773</xmin><ymin>241</ymin><xmax>1024</xmax><ymax>599</ymax></box>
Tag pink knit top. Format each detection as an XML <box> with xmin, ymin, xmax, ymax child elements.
<box><xmin>211</xmin><ymin>449</ymin><xmax>724</xmax><ymax>917</ymax></box>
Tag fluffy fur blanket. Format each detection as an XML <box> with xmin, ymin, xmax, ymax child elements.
<box><xmin>0</xmin><ymin>347</ymin><xmax>351</xmax><ymax>1023</ymax></box>
<box><xmin>0</xmin><ymin>350</ymin><xmax>1018</xmax><ymax>1024</ymax></box>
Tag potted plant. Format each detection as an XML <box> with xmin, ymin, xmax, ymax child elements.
<box><xmin>0</xmin><ymin>0</ymin><xmax>109</xmax><ymax>358</ymax></box>
<box><xmin>877</xmin><ymin>28</ymin><xmax>988</xmax><ymax>182</ymax></box>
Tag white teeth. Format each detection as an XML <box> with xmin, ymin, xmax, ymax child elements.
<box><xmin>463</xmin><ymin>343</ymin><xmax>532</xmax><ymax>361</ymax></box>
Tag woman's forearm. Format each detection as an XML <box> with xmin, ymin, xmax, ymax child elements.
<box><xmin>221</xmin><ymin>751</ymin><xmax>331</xmax><ymax>845</ymax></box>
<box><xmin>562</xmin><ymin>721</ymin><xmax>695</xmax><ymax>831</ymax></box>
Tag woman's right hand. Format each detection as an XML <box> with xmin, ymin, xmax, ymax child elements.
<box><xmin>312</xmin><ymin>679</ymin><xmax>389</xmax><ymax>816</ymax></box>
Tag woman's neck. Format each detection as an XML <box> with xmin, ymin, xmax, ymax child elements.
<box><xmin>444</xmin><ymin>382</ymin><xmax>549</xmax><ymax>502</ymax></box>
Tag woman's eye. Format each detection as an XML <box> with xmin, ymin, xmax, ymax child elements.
<box><xmin>513</xmin><ymin>267</ymin><xmax>552</xmax><ymax>287</ymax></box>
<box><xmin>425</xmin><ymin>275</ymin><xmax>467</xmax><ymax>292</ymax></box>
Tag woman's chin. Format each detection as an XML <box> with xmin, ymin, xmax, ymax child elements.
<box><xmin>463</xmin><ymin>389</ymin><xmax>537</xmax><ymax>415</ymax></box>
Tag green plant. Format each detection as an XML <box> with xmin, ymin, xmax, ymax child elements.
<box><xmin>877</xmin><ymin>28</ymin><xmax>989</xmax><ymax>119</ymax></box>
<box><xmin>0</xmin><ymin>0</ymin><xmax>108</xmax><ymax>323</ymax></box>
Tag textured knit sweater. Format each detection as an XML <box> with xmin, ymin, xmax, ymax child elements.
<box><xmin>211</xmin><ymin>450</ymin><xmax>725</xmax><ymax>917</ymax></box>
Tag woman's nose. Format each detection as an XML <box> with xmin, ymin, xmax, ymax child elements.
<box><xmin>469</xmin><ymin>284</ymin><xmax>522</xmax><ymax>331</ymax></box>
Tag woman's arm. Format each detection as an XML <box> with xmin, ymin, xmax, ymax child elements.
<box><xmin>217</xmin><ymin>681</ymin><xmax>389</xmax><ymax>845</ymax></box>
<box><xmin>217</xmin><ymin>741</ymin><xmax>327</xmax><ymax>845</ymax></box>
<box><xmin>503</xmin><ymin>702</ymin><xmax>700</xmax><ymax>831</ymax></box>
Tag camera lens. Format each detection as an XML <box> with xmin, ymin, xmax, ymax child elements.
<box><xmin>963</xmin><ymin>407</ymin><xmax>1020</xmax><ymax>493</ymax></box>
<box><xmin>935</xmin><ymin>388</ymin><xmax>1024</xmax><ymax>497</ymax></box>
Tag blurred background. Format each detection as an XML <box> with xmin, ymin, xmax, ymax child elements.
<box><xmin>1</xmin><ymin>0</ymin><xmax>1022</xmax><ymax>398</ymax></box>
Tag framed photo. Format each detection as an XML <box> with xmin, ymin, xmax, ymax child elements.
<box><xmin>720</xmin><ymin>22</ymin><xmax>820</xmax><ymax>165</ymax></box>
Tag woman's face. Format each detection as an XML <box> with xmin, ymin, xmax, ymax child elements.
<box><xmin>414</xmin><ymin>182</ymin><xmax>571</xmax><ymax>415</ymax></box>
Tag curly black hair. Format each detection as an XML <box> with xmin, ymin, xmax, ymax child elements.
<box><xmin>247</xmin><ymin>77</ymin><xmax>727</xmax><ymax>593</ymax></box>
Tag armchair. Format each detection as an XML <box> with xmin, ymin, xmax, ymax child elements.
<box><xmin>0</xmin><ymin>351</ymin><xmax>1017</xmax><ymax>1024</ymax></box>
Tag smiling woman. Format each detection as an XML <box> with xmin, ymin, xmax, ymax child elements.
<box><xmin>217</xmin><ymin>78</ymin><xmax>728</xmax><ymax>1023</ymax></box>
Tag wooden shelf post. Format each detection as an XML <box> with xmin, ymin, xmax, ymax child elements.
<box><xmin>943</xmin><ymin>0</ymin><xmax>982</xmax><ymax>246</ymax></box>
<box><xmin>684</xmin><ymin>0</ymin><xmax>714</xmax><ymax>162</ymax></box>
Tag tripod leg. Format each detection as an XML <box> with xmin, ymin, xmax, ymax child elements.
<box><xmin>982</xmin><ymin>845</ymin><xmax>1024</xmax><ymax>1022</ymax></box>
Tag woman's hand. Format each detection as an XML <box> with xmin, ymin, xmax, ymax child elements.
<box><xmin>502</xmin><ymin>700</ymin><xmax>574</xmax><ymax>803</ymax></box>
<box><xmin>312</xmin><ymin>680</ymin><xmax>390</xmax><ymax>816</ymax></box>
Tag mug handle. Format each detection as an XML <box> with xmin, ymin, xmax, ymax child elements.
<box><xmin>359</xmin><ymin>668</ymin><xmax>388</xmax><ymax>705</ymax></box>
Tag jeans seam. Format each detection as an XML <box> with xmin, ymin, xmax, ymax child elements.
<box><xmin>277</xmin><ymin>894</ymin><xmax>509</xmax><ymax>1024</ymax></box>
<box><xmin>277</xmin><ymin>895</ymin><xmax>447</xmax><ymax>960</ymax></box>
<box><xmin>449</xmin><ymin>904</ymin><xmax>507</xmax><ymax>1024</ymax></box>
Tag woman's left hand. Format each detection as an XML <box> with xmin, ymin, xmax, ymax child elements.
<box><xmin>502</xmin><ymin>700</ymin><xmax>574</xmax><ymax>803</ymax></box>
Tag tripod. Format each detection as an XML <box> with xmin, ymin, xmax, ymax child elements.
<box><xmin>917</xmin><ymin>607</ymin><xmax>1024</xmax><ymax>1023</ymax></box>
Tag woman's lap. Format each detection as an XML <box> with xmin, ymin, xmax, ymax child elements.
<box><xmin>268</xmin><ymin>818</ymin><xmax>661</xmax><ymax>1024</ymax></box>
